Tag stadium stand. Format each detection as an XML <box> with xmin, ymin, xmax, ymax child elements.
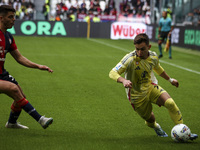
<box><xmin>1</xmin><ymin>0</ymin><xmax>200</xmax><ymax>26</ymax></box>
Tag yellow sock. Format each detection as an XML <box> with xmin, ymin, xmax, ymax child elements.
<box><xmin>164</xmin><ymin>98</ymin><xmax>183</xmax><ymax>124</ymax></box>
<box><xmin>145</xmin><ymin>121</ymin><xmax>159</xmax><ymax>128</ymax></box>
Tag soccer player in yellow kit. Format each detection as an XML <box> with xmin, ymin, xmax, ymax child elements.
<box><xmin>109</xmin><ymin>33</ymin><xmax>198</xmax><ymax>139</ymax></box>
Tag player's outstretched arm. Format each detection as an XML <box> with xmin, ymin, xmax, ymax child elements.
<box><xmin>10</xmin><ymin>49</ymin><xmax>53</xmax><ymax>73</ymax></box>
<box><xmin>159</xmin><ymin>71</ymin><xmax>179</xmax><ymax>87</ymax></box>
<box><xmin>37</xmin><ymin>65</ymin><xmax>53</xmax><ymax>73</ymax></box>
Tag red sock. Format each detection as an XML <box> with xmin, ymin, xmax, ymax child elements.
<box><xmin>16</xmin><ymin>98</ymin><xmax>29</xmax><ymax>107</ymax></box>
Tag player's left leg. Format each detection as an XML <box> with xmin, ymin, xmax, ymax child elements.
<box><xmin>157</xmin><ymin>92</ymin><xmax>183</xmax><ymax>124</ymax></box>
<box><xmin>149</xmin><ymin>84</ymin><xmax>182</xmax><ymax>124</ymax></box>
<box><xmin>157</xmin><ymin>92</ymin><xmax>198</xmax><ymax>140</ymax></box>
<box><xmin>5</xmin><ymin>101</ymin><xmax>29</xmax><ymax>129</ymax></box>
<box><xmin>15</xmin><ymin>97</ymin><xmax>53</xmax><ymax>129</ymax></box>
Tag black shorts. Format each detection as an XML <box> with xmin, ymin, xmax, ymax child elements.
<box><xmin>0</xmin><ymin>71</ymin><xmax>18</xmax><ymax>85</ymax></box>
<box><xmin>159</xmin><ymin>31</ymin><xmax>171</xmax><ymax>42</ymax></box>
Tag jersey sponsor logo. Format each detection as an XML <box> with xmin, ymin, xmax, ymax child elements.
<box><xmin>141</xmin><ymin>71</ymin><xmax>148</xmax><ymax>78</ymax></box>
<box><xmin>136</xmin><ymin>61</ymin><xmax>139</xmax><ymax>65</ymax></box>
<box><xmin>137</xmin><ymin>71</ymin><xmax>149</xmax><ymax>84</ymax></box>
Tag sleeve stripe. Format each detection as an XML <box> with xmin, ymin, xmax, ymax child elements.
<box><xmin>122</xmin><ymin>52</ymin><xmax>135</xmax><ymax>64</ymax></box>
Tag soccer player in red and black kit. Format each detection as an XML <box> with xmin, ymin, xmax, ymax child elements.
<box><xmin>0</xmin><ymin>5</ymin><xmax>53</xmax><ymax>129</ymax></box>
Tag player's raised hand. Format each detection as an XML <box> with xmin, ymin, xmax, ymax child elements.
<box><xmin>38</xmin><ymin>65</ymin><xmax>53</xmax><ymax>73</ymax></box>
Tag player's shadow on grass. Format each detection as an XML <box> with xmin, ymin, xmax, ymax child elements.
<box><xmin>1</xmin><ymin>128</ymin><xmax>198</xmax><ymax>150</ymax></box>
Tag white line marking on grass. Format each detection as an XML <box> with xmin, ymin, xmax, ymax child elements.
<box><xmin>89</xmin><ymin>38</ymin><xmax>200</xmax><ymax>75</ymax></box>
<box><xmin>159</xmin><ymin>60</ymin><xmax>200</xmax><ymax>75</ymax></box>
<box><xmin>88</xmin><ymin>38</ymin><xmax>130</xmax><ymax>52</ymax></box>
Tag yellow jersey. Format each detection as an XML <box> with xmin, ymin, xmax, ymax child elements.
<box><xmin>93</xmin><ymin>16</ymin><xmax>101</xmax><ymax>22</ymax></box>
<box><xmin>109</xmin><ymin>50</ymin><xmax>164</xmax><ymax>102</ymax></box>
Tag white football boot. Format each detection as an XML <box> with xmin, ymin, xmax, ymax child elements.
<box><xmin>189</xmin><ymin>133</ymin><xmax>198</xmax><ymax>140</ymax></box>
<box><xmin>5</xmin><ymin>122</ymin><xmax>29</xmax><ymax>129</ymax></box>
<box><xmin>38</xmin><ymin>116</ymin><xmax>53</xmax><ymax>129</ymax></box>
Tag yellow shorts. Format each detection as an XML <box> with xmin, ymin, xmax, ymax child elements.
<box><xmin>131</xmin><ymin>84</ymin><xmax>166</xmax><ymax>120</ymax></box>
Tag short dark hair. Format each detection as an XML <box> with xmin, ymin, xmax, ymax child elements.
<box><xmin>133</xmin><ymin>33</ymin><xmax>149</xmax><ymax>46</ymax></box>
<box><xmin>0</xmin><ymin>5</ymin><xmax>15</xmax><ymax>16</ymax></box>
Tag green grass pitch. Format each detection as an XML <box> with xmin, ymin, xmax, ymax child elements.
<box><xmin>0</xmin><ymin>36</ymin><xmax>199</xmax><ymax>150</ymax></box>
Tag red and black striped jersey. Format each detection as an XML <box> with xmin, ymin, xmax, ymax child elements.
<box><xmin>0</xmin><ymin>30</ymin><xmax>17</xmax><ymax>74</ymax></box>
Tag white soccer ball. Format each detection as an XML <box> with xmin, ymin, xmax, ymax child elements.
<box><xmin>171</xmin><ymin>124</ymin><xmax>191</xmax><ymax>142</ymax></box>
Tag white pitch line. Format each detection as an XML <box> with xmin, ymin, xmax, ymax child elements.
<box><xmin>88</xmin><ymin>38</ymin><xmax>200</xmax><ymax>75</ymax></box>
<box><xmin>159</xmin><ymin>60</ymin><xmax>200</xmax><ymax>75</ymax></box>
<box><xmin>88</xmin><ymin>38</ymin><xmax>130</xmax><ymax>52</ymax></box>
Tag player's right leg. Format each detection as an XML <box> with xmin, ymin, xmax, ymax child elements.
<box><xmin>145</xmin><ymin>112</ymin><xmax>168</xmax><ymax>137</ymax></box>
<box><xmin>0</xmin><ymin>80</ymin><xmax>53</xmax><ymax>129</ymax></box>
<box><xmin>133</xmin><ymin>100</ymin><xmax>168</xmax><ymax>137</ymax></box>
<box><xmin>0</xmin><ymin>80</ymin><xmax>28</xmax><ymax>128</ymax></box>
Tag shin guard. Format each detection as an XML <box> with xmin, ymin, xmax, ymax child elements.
<box><xmin>164</xmin><ymin>98</ymin><xmax>183</xmax><ymax>124</ymax></box>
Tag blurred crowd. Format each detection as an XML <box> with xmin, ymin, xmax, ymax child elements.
<box><xmin>119</xmin><ymin>0</ymin><xmax>151</xmax><ymax>18</ymax></box>
<box><xmin>53</xmin><ymin>0</ymin><xmax>117</xmax><ymax>22</ymax></box>
<box><xmin>183</xmin><ymin>8</ymin><xmax>200</xmax><ymax>26</ymax></box>
<box><xmin>0</xmin><ymin>0</ymin><xmax>35</xmax><ymax>20</ymax></box>
<box><xmin>53</xmin><ymin>0</ymin><xmax>152</xmax><ymax>22</ymax></box>
<box><xmin>1</xmin><ymin>0</ymin><xmax>200</xmax><ymax>26</ymax></box>
<box><xmin>0</xmin><ymin>0</ymin><xmax>158</xmax><ymax>23</ymax></box>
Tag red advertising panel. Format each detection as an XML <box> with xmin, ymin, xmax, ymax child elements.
<box><xmin>111</xmin><ymin>22</ymin><xmax>147</xmax><ymax>39</ymax></box>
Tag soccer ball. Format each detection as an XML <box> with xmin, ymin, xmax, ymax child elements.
<box><xmin>171</xmin><ymin>124</ymin><xmax>191</xmax><ymax>142</ymax></box>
